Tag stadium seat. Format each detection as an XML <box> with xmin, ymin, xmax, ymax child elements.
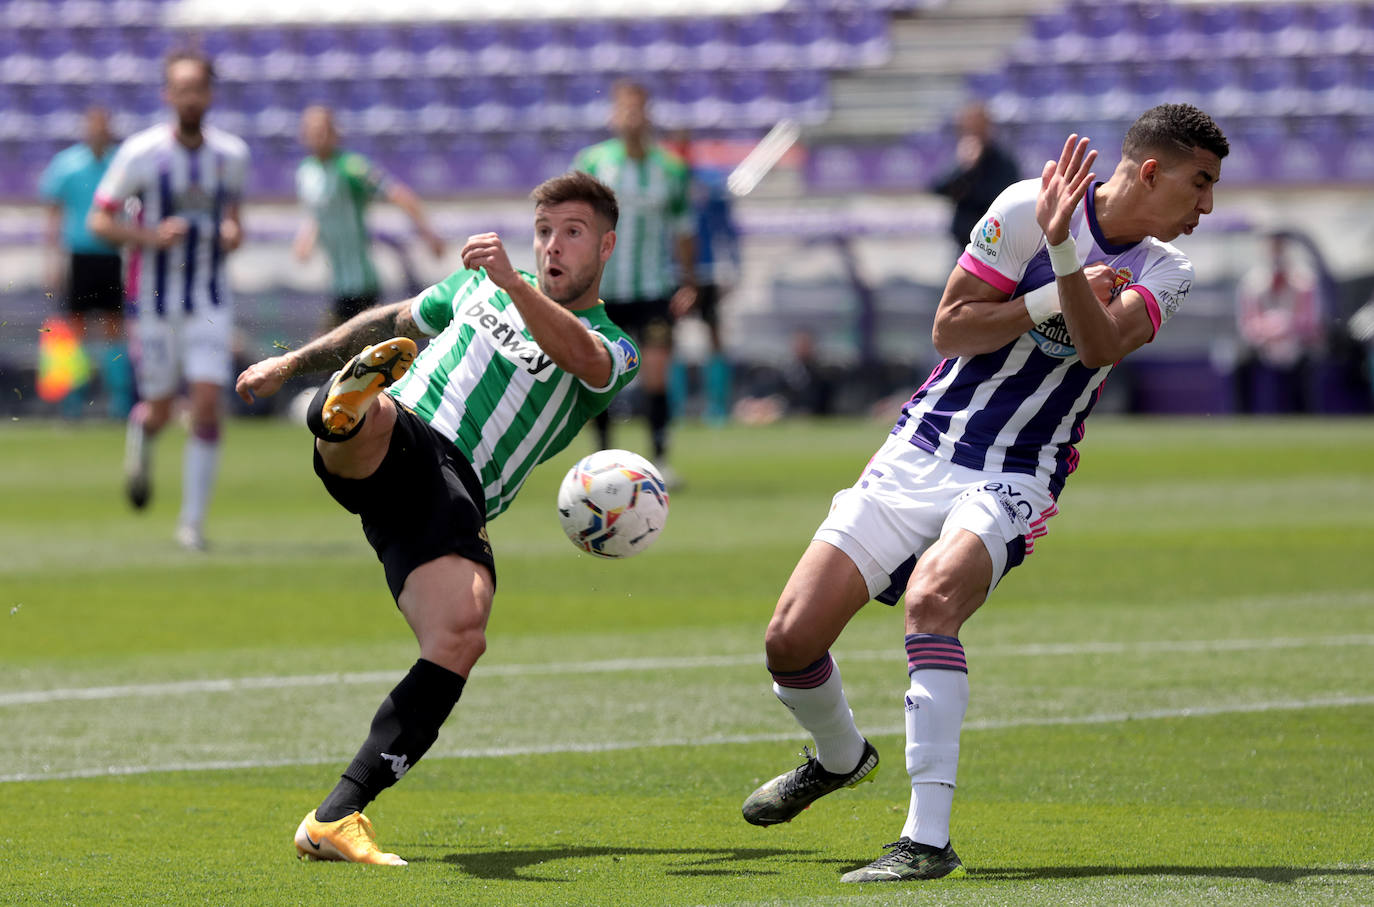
<box><xmin>616</xmin><ymin>20</ymin><xmax>680</xmax><ymax>72</ymax></box>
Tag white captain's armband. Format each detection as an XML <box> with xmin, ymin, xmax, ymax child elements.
<box><xmin>1023</xmin><ymin>284</ymin><xmax>1060</xmax><ymax>325</ymax></box>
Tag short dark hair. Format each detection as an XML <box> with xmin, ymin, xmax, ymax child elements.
<box><xmin>1123</xmin><ymin>103</ymin><xmax>1229</xmax><ymax>162</ymax></box>
<box><xmin>164</xmin><ymin>48</ymin><xmax>215</xmax><ymax>84</ymax></box>
<box><xmin>531</xmin><ymin>171</ymin><xmax>619</xmax><ymax>230</ymax></box>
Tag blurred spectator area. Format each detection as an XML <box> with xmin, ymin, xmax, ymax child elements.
<box><xmin>3</xmin><ymin>1</ymin><xmax>1374</xmax><ymax>199</ymax></box>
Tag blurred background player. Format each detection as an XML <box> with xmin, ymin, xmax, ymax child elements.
<box><xmin>1232</xmin><ymin>231</ymin><xmax>1324</xmax><ymax>413</ymax></box>
<box><xmin>667</xmin><ymin>130</ymin><xmax>742</xmax><ymax>426</ymax></box>
<box><xmin>573</xmin><ymin>79</ymin><xmax>695</xmax><ymax>482</ymax></box>
<box><xmin>293</xmin><ymin>105</ymin><xmax>446</xmax><ymax>328</ymax></box>
<box><xmin>38</xmin><ymin>106</ymin><xmax>133</xmax><ymax>419</ymax></box>
<box><xmin>88</xmin><ymin>49</ymin><xmax>250</xmax><ymax>551</ymax></box>
<box><xmin>930</xmin><ymin>101</ymin><xmax>1021</xmax><ymax>251</ymax></box>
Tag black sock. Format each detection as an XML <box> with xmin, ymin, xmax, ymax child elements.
<box><xmin>315</xmin><ymin>659</ymin><xmax>466</xmax><ymax>821</ymax></box>
<box><xmin>648</xmin><ymin>392</ymin><xmax>670</xmax><ymax>462</ymax></box>
<box><xmin>304</xmin><ymin>377</ymin><xmax>366</xmax><ymax>443</ymax></box>
<box><xmin>594</xmin><ymin>408</ymin><xmax>611</xmax><ymax>450</ymax></box>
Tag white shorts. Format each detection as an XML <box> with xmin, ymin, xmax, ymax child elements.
<box><xmin>814</xmin><ymin>435</ymin><xmax>1059</xmax><ymax>604</ymax></box>
<box><xmin>130</xmin><ymin>315</ymin><xmax>234</xmax><ymax>400</ymax></box>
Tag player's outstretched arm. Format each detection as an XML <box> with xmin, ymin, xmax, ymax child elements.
<box><xmin>235</xmin><ymin>299</ymin><xmax>422</xmax><ymax>403</ymax></box>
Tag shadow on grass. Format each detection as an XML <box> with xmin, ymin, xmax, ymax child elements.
<box><xmin>965</xmin><ymin>865</ymin><xmax>1374</xmax><ymax>884</ymax></box>
<box><xmin>428</xmin><ymin>845</ymin><xmax>820</xmax><ymax>882</ymax></box>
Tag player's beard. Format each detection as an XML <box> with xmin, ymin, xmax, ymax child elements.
<box><xmin>539</xmin><ymin>265</ymin><xmax>595</xmax><ymax>305</ymax></box>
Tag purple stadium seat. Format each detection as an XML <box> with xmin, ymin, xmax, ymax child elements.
<box><xmin>719</xmin><ymin>69</ymin><xmax>779</xmax><ymax>128</ymax></box>
<box><xmin>1249</xmin><ymin>2</ymin><xmax>1308</xmax><ymax>57</ymax></box>
<box><xmin>675</xmin><ymin>18</ymin><xmax>731</xmax><ymax>72</ymax></box>
<box><xmin>774</xmin><ymin>6</ymin><xmax>833</xmax><ymax>70</ymax></box>
<box><xmin>1133</xmin><ymin>1</ymin><xmax>1191</xmax><ymax>60</ymax></box>
<box><xmin>730</xmin><ymin>15</ymin><xmax>786</xmax><ymax>71</ymax></box>
<box><xmin>834</xmin><ymin>7</ymin><xmax>891</xmax><ymax>68</ymax></box>
<box><xmin>1307</xmin><ymin>2</ymin><xmax>1374</xmax><ymax>56</ymax></box>
<box><xmin>504</xmin><ymin>22</ymin><xmax>561</xmax><ymax>75</ymax></box>
<box><xmin>560</xmin><ymin>20</ymin><xmax>624</xmax><ymax>72</ymax></box>
<box><xmin>774</xmin><ymin>69</ymin><xmax>829</xmax><ymax>124</ymax></box>
<box><xmin>617</xmin><ymin>20</ymin><xmax>679</xmax><ymax>72</ymax></box>
<box><xmin>1243</xmin><ymin>58</ymin><xmax>1302</xmax><ymax>117</ymax></box>
<box><xmin>1184</xmin><ymin>5</ymin><xmax>1254</xmax><ymax>59</ymax></box>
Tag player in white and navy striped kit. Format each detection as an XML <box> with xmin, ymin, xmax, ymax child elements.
<box><xmin>89</xmin><ymin>50</ymin><xmax>249</xmax><ymax>551</ymax></box>
<box><xmin>741</xmin><ymin>105</ymin><xmax>1229</xmax><ymax>882</ymax></box>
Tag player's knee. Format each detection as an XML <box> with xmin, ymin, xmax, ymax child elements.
<box><xmin>904</xmin><ymin>578</ymin><xmax>971</xmax><ymax>635</ymax></box>
<box><xmin>425</xmin><ymin>625</ymin><xmax>487</xmax><ymax>674</ymax></box>
<box><xmin>763</xmin><ymin>614</ymin><xmax>822</xmax><ymax>672</ymax></box>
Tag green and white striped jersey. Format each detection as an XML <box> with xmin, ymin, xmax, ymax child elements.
<box><xmin>388</xmin><ymin>268</ymin><xmax>640</xmax><ymax>520</ymax></box>
<box><xmin>296</xmin><ymin>151</ymin><xmax>388</xmax><ymax>297</ymax></box>
<box><xmin>571</xmin><ymin>139</ymin><xmax>692</xmax><ymax>302</ymax></box>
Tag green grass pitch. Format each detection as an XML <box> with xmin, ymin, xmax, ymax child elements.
<box><xmin>1</xmin><ymin>414</ymin><xmax>1372</xmax><ymax>906</ymax></box>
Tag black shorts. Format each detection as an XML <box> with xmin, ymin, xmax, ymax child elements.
<box><xmin>68</xmin><ymin>253</ymin><xmax>123</xmax><ymax>315</ymax></box>
<box><xmin>694</xmin><ymin>284</ymin><xmax>722</xmax><ymax>331</ymax></box>
<box><xmin>604</xmin><ymin>298</ymin><xmax>674</xmax><ymax>348</ymax></box>
<box><xmin>313</xmin><ymin>403</ymin><xmax>495</xmax><ymax>601</ymax></box>
<box><xmin>334</xmin><ymin>291</ymin><xmax>382</xmax><ymax>323</ymax></box>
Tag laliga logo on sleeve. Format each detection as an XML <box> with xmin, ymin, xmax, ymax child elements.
<box><xmin>973</xmin><ymin>216</ymin><xmax>1002</xmax><ymax>259</ymax></box>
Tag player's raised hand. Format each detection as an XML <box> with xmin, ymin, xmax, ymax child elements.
<box><xmin>1036</xmin><ymin>135</ymin><xmax>1097</xmax><ymax>245</ymax></box>
<box><xmin>461</xmin><ymin>232</ymin><xmax>519</xmax><ymax>290</ymax></box>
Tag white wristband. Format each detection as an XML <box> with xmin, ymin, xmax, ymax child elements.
<box><xmin>1023</xmin><ymin>283</ymin><xmax>1061</xmax><ymax>325</ymax></box>
<box><xmin>1047</xmin><ymin>235</ymin><xmax>1080</xmax><ymax>277</ymax></box>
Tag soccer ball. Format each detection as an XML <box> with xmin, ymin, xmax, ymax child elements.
<box><xmin>557</xmin><ymin>449</ymin><xmax>670</xmax><ymax>559</ymax></box>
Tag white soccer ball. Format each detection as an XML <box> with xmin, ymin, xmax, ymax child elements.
<box><xmin>557</xmin><ymin>449</ymin><xmax>670</xmax><ymax>559</ymax></box>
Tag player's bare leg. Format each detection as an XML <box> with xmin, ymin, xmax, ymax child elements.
<box><xmin>743</xmin><ymin>541</ymin><xmax>879</xmax><ymax>826</ymax></box>
<box><xmin>843</xmin><ymin>529</ymin><xmax>988</xmax><ymax>882</ymax></box>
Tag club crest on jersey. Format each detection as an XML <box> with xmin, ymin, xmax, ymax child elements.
<box><xmin>1111</xmin><ymin>267</ymin><xmax>1133</xmax><ymax>295</ymax></box>
<box><xmin>463</xmin><ymin>299</ymin><xmax>555</xmax><ymax>379</ymax></box>
<box><xmin>614</xmin><ymin>336</ymin><xmax>640</xmax><ymax>372</ymax></box>
<box><xmin>973</xmin><ymin>216</ymin><xmax>1002</xmax><ymax>259</ymax></box>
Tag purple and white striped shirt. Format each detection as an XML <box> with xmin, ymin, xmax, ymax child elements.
<box><xmin>94</xmin><ymin>123</ymin><xmax>249</xmax><ymax>321</ymax></box>
<box><xmin>893</xmin><ymin>178</ymin><xmax>1194</xmax><ymax>499</ymax></box>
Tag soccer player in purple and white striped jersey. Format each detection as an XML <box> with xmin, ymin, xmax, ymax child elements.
<box><xmin>89</xmin><ymin>50</ymin><xmax>249</xmax><ymax>551</ymax></box>
<box><xmin>741</xmin><ymin>105</ymin><xmax>1228</xmax><ymax>882</ymax></box>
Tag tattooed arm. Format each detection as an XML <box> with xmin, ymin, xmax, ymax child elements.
<box><xmin>235</xmin><ymin>298</ymin><xmax>425</xmax><ymax>403</ymax></box>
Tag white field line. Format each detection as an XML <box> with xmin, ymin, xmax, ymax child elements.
<box><xmin>5</xmin><ymin>634</ymin><xmax>1374</xmax><ymax>708</ymax></box>
<box><xmin>4</xmin><ymin>693</ymin><xmax>1372</xmax><ymax>784</ymax></box>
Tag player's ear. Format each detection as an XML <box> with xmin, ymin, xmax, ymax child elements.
<box><xmin>599</xmin><ymin>228</ymin><xmax>616</xmax><ymax>263</ymax></box>
<box><xmin>1140</xmin><ymin>158</ymin><xmax>1159</xmax><ymax>188</ymax></box>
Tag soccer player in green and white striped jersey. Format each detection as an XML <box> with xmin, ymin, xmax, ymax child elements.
<box><xmin>572</xmin><ymin>79</ymin><xmax>695</xmax><ymax>480</ymax></box>
<box><xmin>294</xmin><ymin>106</ymin><xmax>445</xmax><ymax>326</ymax></box>
<box><xmin>234</xmin><ymin>171</ymin><xmax>636</xmax><ymax>866</ymax></box>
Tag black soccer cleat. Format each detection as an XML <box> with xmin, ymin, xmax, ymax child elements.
<box><xmin>741</xmin><ymin>740</ymin><xmax>879</xmax><ymax>826</ymax></box>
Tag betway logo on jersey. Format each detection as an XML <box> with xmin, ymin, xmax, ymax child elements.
<box><xmin>463</xmin><ymin>298</ymin><xmax>555</xmax><ymax>379</ymax></box>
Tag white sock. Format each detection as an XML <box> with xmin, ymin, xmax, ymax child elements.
<box><xmin>771</xmin><ymin>654</ymin><xmax>866</xmax><ymax>774</ymax></box>
<box><xmin>901</xmin><ymin>667</ymin><xmax>969</xmax><ymax>845</ymax></box>
<box><xmin>178</xmin><ymin>434</ymin><xmax>221</xmax><ymax>532</ymax></box>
